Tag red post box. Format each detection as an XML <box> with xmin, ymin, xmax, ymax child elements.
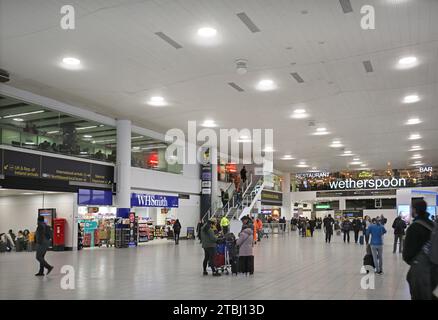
<box><xmin>53</xmin><ymin>218</ymin><xmax>66</xmax><ymax>251</ymax></box>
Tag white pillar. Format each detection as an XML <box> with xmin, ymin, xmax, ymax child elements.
<box><xmin>116</xmin><ymin>119</ymin><xmax>132</xmax><ymax>218</ymax></box>
<box><xmin>282</xmin><ymin>173</ymin><xmax>292</xmax><ymax>219</ymax></box>
<box><xmin>211</xmin><ymin>147</ymin><xmax>219</xmax><ymax>211</ymax></box>
<box><xmin>339</xmin><ymin>198</ymin><xmax>346</xmax><ymax>210</ymax></box>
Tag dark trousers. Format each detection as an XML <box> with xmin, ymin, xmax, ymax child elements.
<box><xmin>354</xmin><ymin>230</ymin><xmax>360</xmax><ymax>243</ymax></box>
<box><xmin>325</xmin><ymin>231</ymin><xmax>332</xmax><ymax>243</ymax></box>
<box><xmin>222</xmin><ymin>226</ymin><xmax>229</xmax><ymax>235</ymax></box>
<box><xmin>36</xmin><ymin>244</ymin><xmax>51</xmax><ymax>274</ymax></box>
<box><xmin>174</xmin><ymin>231</ymin><xmax>180</xmax><ymax>244</ymax></box>
<box><xmin>343</xmin><ymin>231</ymin><xmax>350</xmax><ymax>243</ymax></box>
<box><xmin>310</xmin><ymin>228</ymin><xmax>314</xmax><ymax>237</ymax></box>
<box><xmin>203</xmin><ymin>247</ymin><xmax>217</xmax><ymax>273</ymax></box>
<box><xmin>239</xmin><ymin>255</ymin><xmax>254</xmax><ymax>274</ymax></box>
<box><xmin>393</xmin><ymin>234</ymin><xmax>403</xmax><ymax>253</ymax></box>
<box><xmin>364</xmin><ymin>231</ymin><xmax>370</xmax><ymax>244</ymax></box>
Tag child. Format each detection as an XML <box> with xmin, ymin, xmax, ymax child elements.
<box><xmin>363</xmin><ymin>244</ymin><xmax>375</xmax><ymax>273</ymax></box>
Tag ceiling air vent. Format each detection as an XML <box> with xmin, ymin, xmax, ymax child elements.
<box><xmin>363</xmin><ymin>60</ymin><xmax>374</xmax><ymax>73</ymax></box>
<box><xmin>290</xmin><ymin>72</ymin><xmax>304</xmax><ymax>83</ymax></box>
<box><xmin>339</xmin><ymin>0</ymin><xmax>353</xmax><ymax>13</ymax></box>
<box><xmin>154</xmin><ymin>32</ymin><xmax>183</xmax><ymax>49</ymax></box>
<box><xmin>228</xmin><ymin>82</ymin><xmax>245</xmax><ymax>92</ymax></box>
<box><xmin>236</xmin><ymin>12</ymin><xmax>261</xmax><ymax>33</ymax></box>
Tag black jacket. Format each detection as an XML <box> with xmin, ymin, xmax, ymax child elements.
<box><xmin>35</xmin><ymin>222</ymin><xmax>51</xmax><ymax>245</ymax></box>
<box><xmin>392</xmin><ymin>217</ymin><xmax>407</xmax><ymax>235</ymax></box>
<box><xmin>403</xmin><ymin>216</ymin><xmax>434</xmax><ymax>265</ymax></box>
<box><xmin>173</xmin><ymin>221</ymin><xmax>182</xmax><ymax>233</ymax></box>
<box><xmin>323</xmin><ymin>217</ymin><xmax>334</xmax><ymax>232</ymax></box>
<box><xmin>352</xmin><ymin>219</ymin><xmax>362</xmax><ymax>231</ymax></box>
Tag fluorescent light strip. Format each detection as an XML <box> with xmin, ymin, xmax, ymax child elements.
<box><xmin>77</xmin><ymin>126</ymin><xmax>98</xmax><ymax>130</ymax></box>
<box><xmin>3</xmin><ymin>110</ymin><xmax>45</xmax><ymax>119</ymax></box>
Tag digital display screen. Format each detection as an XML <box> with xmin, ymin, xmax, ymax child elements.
<box><xmin>427</xmin><ymin>206</ymin><xmax>436</xmax><ymax>221</ymax></box>
<box><xmin>398</xmin><ymin>205</ymin><xmax>411</xmax><ymax>224</ymax></box>
<box><xmin>78</xmin><ymin>189</ymin><xmax>113</xmax><ymax>206</ymax></box>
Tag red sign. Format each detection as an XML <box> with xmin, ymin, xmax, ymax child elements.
<box><xmin>225</xmin><ymin>163</ymin><xmax>237</xmax><ymax>173</ymax></box>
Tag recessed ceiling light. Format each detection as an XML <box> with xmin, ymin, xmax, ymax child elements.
<box><xmin>411</xmin><ymin>154</ymin><xmax>423</xmax><ymax>159</ymax></box>
<box><xmin>409</xmin><ymin>133</ymin><xmax>421</xmax><ymax>140</ymax></box>
<box><xmin>77</xmin><ymin>126</ymin><xmax>97</xmax><ymax>130</ymax></box>
<box><xmin>47</xmin><ymin>131</ymin><xmax>59</xmax><ymax>134</ymax></box>
<box><xmin>201</xmin><ymin>120</ymin><xmax>217</xmax><ymax>128</ymax></box>
<box><xmin>263</xmin><ymin>146</ymin><xmax>275</xmax><ymax>153</ymax></box>
<box><xmin>13</xmin><ymin>118</ymin><xmax>24</xmax><ymax>122</ymax></box>
<box><xmin>330</xmin><ymin>140</ymin><xmax>343</xmax><ymax>148</ymax></box>
<box><xmin>350</xmin><ymin>161</ymin><xmax>363</xmax><ymax>165</ymax></box>
<box><xmin>237</xmin><ymin>138</ymin><xmax>252</xmax><ymax>143</ymax></box>
<box><xmin>406</xmin><ymin>118</ymin><xmax>422</xmax><ymax>125</ymax></box>
<box><xmin>62</xmin><ymin>57</ymin><xmax>81</xmax><ymax>66</ymax></box>
<box><xmin>133</xmin><ymin>146</ymin><xmax>141</xmax><ymax>150</ymax></box>
<box><xmin>80</xmin><ymin>151</ymin><xmax>88</xmax><ymax>155</ymax></box>
<box><xmin>409</xmin><ymin>145</ymin><xmax>422</xmax><ymax>151</ymax></box>
<box><xmin>291</xmin><ymin>109</ymin><xmax>309</xmax><ymax>119</ymax></box>
<box><xmin>360</xmin><ymin>164</ymin><xmax>367</xmax><ymax>167</ymax></box>
<box><xmin>296</xmin><ymin>164</ymin><xmax>309</xmax><ymax>168</ymax></box>
<box><xmin>353</xmin><ymin>158</ymin><xmax>360</xmax><ymax>161</ymax></box>
<box><xmin>197</xmin><ymin>27</ymin><xmax>217</xmax><ymax>38</ymax></box>
<box><xmin>313</xmin><ymin>127</ymin><xmax>329</xmax><ymax>135</ymax></box>
<box><xmin>344</xmin><ymin>151</ymin><xmax>352</xmax><ymax>154</ymax></box>
<box><xmin>398</xmin><ymin>56</ymin><xmax>418</xmax><ymax>68</ymax></box>
<box><xmin>83</xmin><ymin>135</ymin><xmax>92</xmax><ymax>138</ymax></box>
<box><xmin>22</xmin><ymin>193</ymin><xmax>35</xmax><ymax>195</ymax></box>
<box><xmin>256</xmin><ymin>79</ymin><xmax>276</xmax><ymax>91</ymax></box>
<box><xmin>403</xmin><ymin>95</ymin><xmax>420</xmax><ymax>104</ymax></box>
<box><xmin>281</xmin><ymin>155</ymin><xmax>295</xmax><ymax>160</ymax></box>
<box><xmin>147</xmin><ymin>96</ymin><xmax>167</xmax><ymax>107</ymax></box>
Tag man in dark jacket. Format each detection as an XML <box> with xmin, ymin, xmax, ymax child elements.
<box><xmin>392</xmin><ymin>215</ymin><xmax>407</xmax><ymax>253</ymax></box>
<box><xmin>352</xmin><ymin>218</ymin><xmax>362</xmax><ymax>243</ymax></box>
<box><xmin>323</xmin><ymin>215</ymin><xmax>335</xmax><ymax>243</ymax></box>
<box><xmin>173</xmin><ymin>219</ymin><xmax>182</xmax><ymax>245</ymax></box>
<box><xmin>341</xmin><ymin>218</ymin><xmax>352</xmax><ymax>243</ymax></box>
<box><xmin>240</xmin><ymin>166</ymin><xmax>247</xmax><ymax>185</ymax></box>
<box><xmin>403</xmin><ymin>200</ymin><xmax>435</xmax><ymax>299</ymax></box>
<box><xmin>35</xmin><ymin>216</ymin><xmax>53</xmax><ymax>276</ymax></box>
<box><xmin>201</xmin><ymin>220</ymin><xmax>220</xmax><ymax>276</ymax></box>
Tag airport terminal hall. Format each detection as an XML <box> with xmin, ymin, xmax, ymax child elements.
<box><xmin>1</xmin><ymin>0</ymin><xmax>438</xmax><ymax>306</ymax></box>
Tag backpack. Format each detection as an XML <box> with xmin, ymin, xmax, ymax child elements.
<box><xmin>413</xmin><ymin>220</ymin><xmax>438</xmax><ymax>264</ymax></box>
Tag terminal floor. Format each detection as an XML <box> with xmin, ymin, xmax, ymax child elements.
<box><xmin>0</xmin><ymin>230</ymin><xmax>411</xmax><ymax>300</ymax></box>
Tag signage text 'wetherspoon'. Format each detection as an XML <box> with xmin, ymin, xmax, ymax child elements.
<box><xmin>329</xmin><ymin>178</ymin><xmax>407</xmax><ymax>190</ymax></box>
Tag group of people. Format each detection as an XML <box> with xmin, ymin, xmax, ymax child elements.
<box><xmin>220</xmin><ymin>166</ymin><xmax>248</xmax><ymax>210</ymax></box>
<box><xmin>0</xmin><ymin>229</ymin><xmax>34</xmax><ymax>252</ymax></box>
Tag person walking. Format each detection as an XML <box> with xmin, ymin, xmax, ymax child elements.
<box><xmin>236</xmin><ymin>221</ymin><xmax>254</xmax><ymax>275</ymax></box>
<box><xmin>323</xmin><ymin>214</ymin><xmax>334</xmax><ymax>243</ymax></box>
<box><xmin>403</xmin><ymin>200</ymin><xmax>436</xmax><ymax>300</ymax></box>
<box><xmin>240</xmin><ymin>166</ymin><xmax>247</xmax><ymax>186</ymax></box>
<box><xmin>309</xmin><ymin>219</ymin><xmax>316</xmax><ymax>237</ymax></box>
<box><xmin>366</xmin><ymin>218</ymin><xmax>387</xmax><ymax>275</ymax></box>
<box><xmin>234</xmin><ymin>174</ymin><xmax>241</xmax><ymax>191</ymax></box>
<box><xmin>220</xmin><ymin>215</ymin><xmax>230</xmax><ymax>234</ymax></box>
<box><xmin>392</xmin><ymin>215</ymin><xmax>407</xmax><ymax>253</ymax></box>
<box><xmin>341</xmin><ymin>218</ymin><xmax>352</xmax><ymax>243</ymax></box>
<box><xmin>201</xmin><ymin>219</ymin><xmax>220</xmax><ymax>276</ymax></box>
<box><xmin>220</xmin><ymin>189</ymin><xmax>226</xmax><ymax>208</ymax></box>
<box><xmin>35</xmin><ymin>216</ymin><xmax>53</xmax><ymax>276</ymax></box>
<box><xmin>352</xmin><ymin>218</ymin><xmax>362</xmax><ymax>244</ymax></box>
<box><xmin>173</xmin><ymin>219</ymin><xmax>182</xmax><ymax>245</ymax></box>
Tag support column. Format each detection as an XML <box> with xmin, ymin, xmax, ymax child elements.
<box><xmin>282</xmin><ymin>172</ymin><xmax>292</xmax><ymax>220</ymax></box>
<box><xmin>116</xmin><ymin>119</ymin><xmax>132</xmax><ymax>218</ymax></box>
<box><xmin>211</xmin><ymin>147</ymin><xmax>219</xmax><ymax>212</ymax></box>
<box><xmin>339</xmin><ymin>198</ymin><xmax>346</xmax><ymax>211</ymax></box>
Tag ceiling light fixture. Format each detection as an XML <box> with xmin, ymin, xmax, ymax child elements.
<box><xmin>411</xmin><ymin>154</ymin><xmax>423</xmax><ymax>159</ymax></box>
<box><xmin>3</xmin><ymin>110</ymin><xmax>45</xmax><ymax>119</ymax></box>
<box><xmin>263</xmin><ymin>146</ymin><xmax>275</xmax><ymax>153</ymax></box>
<box><xmin>291</xmin><ymin>109</ymin><xmax>309</xmax><ymax>119</ymax></box>
<box><xmin>398</xmin><ymin>56</ymin><xmax>418</xmax><ymax>69</ymax></box>
<box><xmin>201</xmin><ymin>120</ymin><xmax>217</xmax><ymax>128</ymax></box>
<box><xmin>77</xmin><ymin>126</ymin><xmax>98</xmax><ymax>131</ymax></box>
<box><xmin>197</xmin><ymin>27</ymin><xmax>217</xmax><ymax>38</ymax></box>
<box><xmin>83</xmin><ymin>135</ymin><xmax>93</xmax><ymax>138</ymax></box>
<box><xmin>62</xmin><ymin>57</ymin><xmax>81</xmax><ymax>66</ymax></box>
<box><xmin>409</xmin><ymin>133</ymin><xmax>421</xmax><ymax>140</ymax></box>
<box><xmin>409</xmin><ymin>145</ymin><xmax>422</xmax><ymax>151</ymax></box>
<box><xmin>281</xmin><ymin>155</ymin><xmax>295</xmax><ymax>160</ymax></box>
<box><xmin>147</xmin><ymin>96</ymin><xmax>167</xmax><ymax>107</ymax></box>
<box><xmin>313</xmin><ymin>127</ymin><xmax>329</xmax><ymax>135</ymax></box>
<box><xmin>350</xmin><ymin>161</ymin><xmax>363</xmax><ymax>165</ymax></box>
<box><xmin>406</xmin><ymin>118</ymin><xmax>422</xmax><ymax>125</ymax></box>
<box><xmin>330</xmin><ymin>140</ymin><xmax>343</xmax><ymax>148</ymax></box>
<box><xmin>13</xmin><ymin>118</ymin><xmax>24</xmax><ymax>122</ymax></box>
<box><xmin>403</xmin><ymin>95</ymin><xmax>420</xmax><ymax>104</ymax></box>
<box><xmin>47</xmin><ymin>131</ymin><xmax>60</xmax><ymax>134</ymax></box>
<box><xmin>256</xmin><ymin>79</ymin><xmax>276</xmax><ymax>91</ymax></box>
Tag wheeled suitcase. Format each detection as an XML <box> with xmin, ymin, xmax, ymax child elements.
<box><xmin>214</xmin><ymin>253</ymin><xmax>225</xmax><ymax>268</ymax></box>
<box><xmin>359</xmin><ymin>235</ymin><xmax>364</xmax><ymax>245</ymax></box>
<box><xmin>231</xmin><ymin>257</ymin><xmax>239</xmax><ymax>275</ymax></box>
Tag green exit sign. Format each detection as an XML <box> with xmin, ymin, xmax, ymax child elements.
<box><xmin>316</xmin><ymin>204</ymin><xmax>331</xmax><ymax>209</ymax></box>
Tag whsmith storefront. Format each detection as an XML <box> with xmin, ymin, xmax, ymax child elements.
<box><xmin>290</xmin><ymin>167</ymin><xmax>438</xmax><ymax>222</ymax></box>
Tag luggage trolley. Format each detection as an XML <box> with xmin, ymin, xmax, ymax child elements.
<box><xmin>213</xmin><ymin>234</ymin><xmax>238</xmax><ymax>275</ymax></box>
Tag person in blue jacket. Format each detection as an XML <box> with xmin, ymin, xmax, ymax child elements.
<box><xmin>366</xmin><ymin>218</ymin><xmax>387</xmax><ymax>275</ymax></box>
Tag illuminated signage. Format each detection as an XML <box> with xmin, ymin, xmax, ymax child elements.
<box><xmin>329</xmin><ymin>178</ymin><xmax>406</xmax><ymax>190</ymax></box>
<box><xmin>419</xmin><ymin>166</ymin><xmax>433</xmax><ymax>173</ymax></box>
<box><xmin>296</xmin><ymin>172</ymin><xmax>330</xmax><ymax>179</ymax></box>
<box><xmin>316</xmin><ymin>204</ymin><xmax>331</xmax><ymax>209</ymax></box>
<box><xmin>358</xmin><ymin>171</ymin><xmax>373</xmax><ymax>179</ymax></box>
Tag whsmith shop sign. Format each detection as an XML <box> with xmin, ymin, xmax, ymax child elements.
<box><xmin>131</xmin><ymin>193</ymin><xmax>179</xmax><ymax>208</ymax></box>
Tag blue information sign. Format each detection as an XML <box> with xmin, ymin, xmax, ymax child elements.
<box><xmin>131</xmin><ymin>193</ymin><xmax>179</xmax><ymax>208</ymax></box>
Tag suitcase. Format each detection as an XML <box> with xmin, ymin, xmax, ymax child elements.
<box><xmin>359</xmin><ymin>235</ymin><xmax>364</xmax><ymax>245</ymax></box>
<box><xmin>214</xmin><ymin>253</ymin><xmax>225</xmax><ymax>268</ymax></box>
<box><xmin>306</xmin><ymin>229</ymin><xmax>311</xmax><ymax>237</ymax></box>
<box><xmin>0</xmin><ymin>242</ymin><xmax>7</xmax><ymax>253</ymax></box>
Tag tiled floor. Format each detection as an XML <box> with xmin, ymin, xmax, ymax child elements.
<box><xmin>0</xmin><ymin>230</ymin><xmax>411</xmax><ymax>300</ymax></box>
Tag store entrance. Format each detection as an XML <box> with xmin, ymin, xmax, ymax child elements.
<box><xmin>0</xmin><ymin>188</ymin><xmax>74</xmax><ymax>253</ymax></box>
<box><xmin>77</xmin><ymin>206</ymin><xmax>117</xmax><ymax>249</ymax></box>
